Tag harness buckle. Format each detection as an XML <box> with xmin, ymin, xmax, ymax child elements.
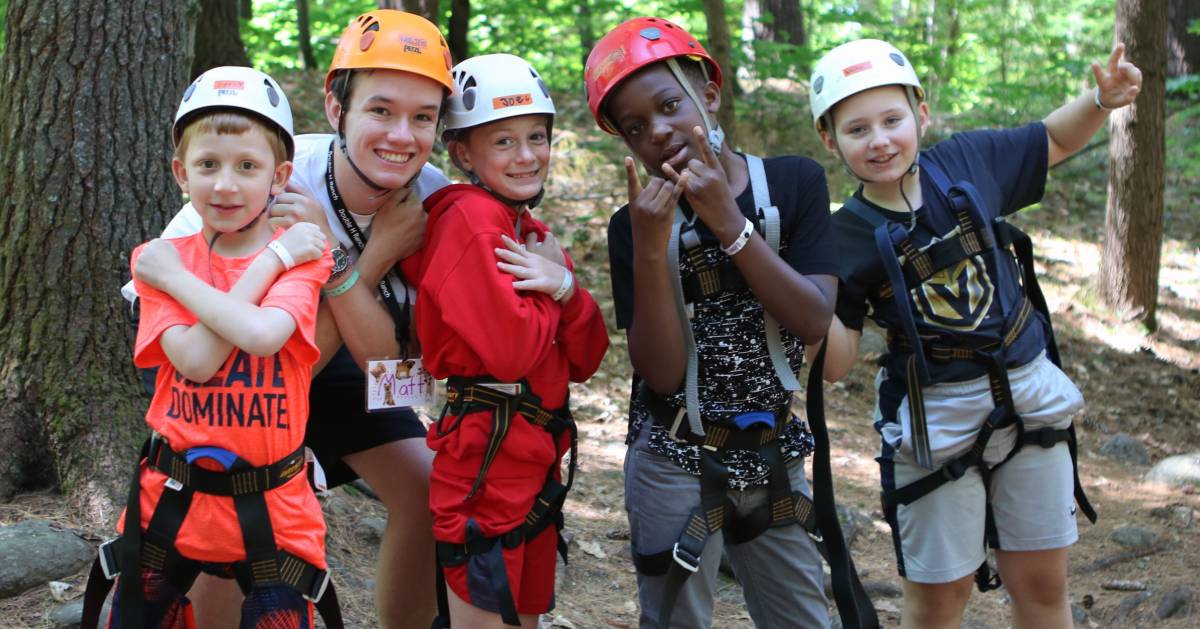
<box><xmin>667</xmin><ymin>407</ymin><xmax>689</xmax><ymax>444</ymax></box>
<box><xmin>671</xmin><ymin>542</ymin><xmax>701</xmax><ymax>573</ymax></box>
<box><xmin>98</xmin><ymin>538</ymin><xmax>121</xmax><ymax>580</ymax></box>
<box><xmin>304</xmin><ymin>569</ymin><xmax>330</xmax><ymax>602</ymax></box>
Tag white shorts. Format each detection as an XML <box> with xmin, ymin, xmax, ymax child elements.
<box><xmin>878</xmin><ymin>353</ymin><xmax>1083</xmax><ymax>583</ymax></box>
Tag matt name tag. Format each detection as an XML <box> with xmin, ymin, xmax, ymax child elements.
<box><xmin>366</xmin><ymin>358</ymin><xmax>436</xmax><ymax>411</ymax></box>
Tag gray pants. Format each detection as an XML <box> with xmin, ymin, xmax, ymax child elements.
<box><xmin>624</xmin><ymin>430</ymin><xmax>830</xmax><ymax>629</ymax></box>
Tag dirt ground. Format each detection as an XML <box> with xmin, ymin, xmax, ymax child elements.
<box><xmin>2</xmin><ymin>105</ymin><xmax>1198</xmax><ymax>628</ymax></box>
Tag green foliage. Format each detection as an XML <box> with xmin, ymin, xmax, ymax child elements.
<box><xmin>241</xmin><ymin>0</ymin><xmax>374</xmax><ymax>73</ymax></box>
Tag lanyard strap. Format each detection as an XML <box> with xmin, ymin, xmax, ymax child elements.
<box><xmin>325</xmin><ymin>141</ymin><xmax>412</xmax><ymax>352</ymax></box>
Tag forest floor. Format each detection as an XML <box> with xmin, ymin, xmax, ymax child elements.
<box><xmin>2</xmin><ymin>84</ymin><xmax>1197</xmax><ymax>628</ymax></box>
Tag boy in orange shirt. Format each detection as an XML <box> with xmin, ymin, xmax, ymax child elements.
<box><xmin>87</xmin><ymin>66</ymin><xmax>334</xmax><ymax>629</ymax></box>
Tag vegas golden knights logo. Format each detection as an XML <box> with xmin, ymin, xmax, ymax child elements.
<box><xmin>906</xmin><ymin>230</ymin><xmax>994</xmax><ymax>331</ymax></box>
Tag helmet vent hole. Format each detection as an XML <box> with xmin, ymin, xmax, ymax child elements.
<box><xmin>639</xmin><ymin>27</ymin><xmax>662</xmax><ymax>41</ymax></box>
<box><xmin>889</xmin><ymin>53</ymin><xmax>906</xmax><ymax>66</ymax></box>
<box><xmin>536</xmin><ymin>78</ymin><xmax>549</xmax><ymax>98</ymax></box>
<box><xmin>182</xmin><ymin>83</ymin><xmax>196</xmax><ymax>102</ymax></box>
<box><xmin>364</xmin><ymin>20</ymin><xmax>380</xmax><ymax>33</ymax></box>
<box><xmin>264</xmin><ymin>79</ymin><xmax>279</xmax><ymax>107</ymax></box>
<box><xmin>462</xmin><ymin>88</ymin><xmax>476</xmax><ymax>111</ymax></box>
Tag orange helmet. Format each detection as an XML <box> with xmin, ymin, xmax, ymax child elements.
<box><xmin>584</xmin><ymin>17</ymin><xmax>722</xmax><ymax>135</ymax></box>
<box><xmin>325</xmin><ymin>9</ymin><xmax>454</xmax><ymax>94</ymax></box>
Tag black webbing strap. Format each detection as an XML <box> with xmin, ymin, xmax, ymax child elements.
<box><xmin>654</xmin><ymin>448</ymin><xmax>730</xmax><ymax>629</ymax></box>
<box><xmin>682</xmin><ymin>260</ymin><xmax>747</xmax><ymax>303</ymax></box>
<box><xmin>807</xmin><ymin>341</ymin><xmax>880</xmax><ymax>629</ymax></box>
<box><xmin>434</xmin><ymin>519</ymin><xmax>522</xmax><ymax>626</ymax></box>
<box><xmin>147</xmin><ymin>438</ymin><xmax>307</xmax><ymax>497</ymax></box>
<box><xmin>439</xmin><ymin>377</ymin><xmax>573</xmax><ymax>503</ymax></box>
<box><xmin>638</xmin><ymin>385</ymin><xmax>791</xmax><ymax>451</ymax></box>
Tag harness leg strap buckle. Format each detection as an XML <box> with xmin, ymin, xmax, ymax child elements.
<box><xmin>98</xmin><ymin>539</ymin><xmax>121</xmax><ymax>580</ymax></box>
<box><xmin>942</xmin><ymin>457</ymin><xmax>970</xmax><ymax>482</ymax></box>
<box><xmin>671</xmin><ymin>542</ymin><xmax>701</xmax><ymax>573</ymax></box>
<box><xmin>304</xmin><ymin>569</ymin><xmax>331</xmax><ymax>602</ymax></box>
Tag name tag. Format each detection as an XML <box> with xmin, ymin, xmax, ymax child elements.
<box><xmin>366</xmin><ymin>358</ymin><xmax>436</xmax><ymax>411</ymax></box>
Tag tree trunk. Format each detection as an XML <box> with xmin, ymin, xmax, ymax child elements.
<box><xmin>700</xmin><ymin>0</ymin><xmax>737</xmax><ymax>147</ymax></box>
<box><xmin>296</xmin><ymin>0</ymin><xmax>317</xmax><ymax>70</ymax></box>
<box><xmin>577</xmin><ymin>0</ymin><xmax>594</xmax><ymax>71</ymax></box>
<box><xmin>1099</xmin><ymin>0</ymin><xmax>1167</xmax><ymax>329</ymax></box>
<box><xmin>0</xmin><ymin>0</ymin><xmax>195</xmax><ymax>521</ymax></box>
<box><xmin>1168</xmin><ymin>0</ymin><xmax>1200</xmax><ymax>77</ymax></box>
<box><xmin>393</xmin><ymin>0</ymin><xmax>438</xmax><ymax>24</ymax></box>
<box><xmin>448</xmin><ymin>0</ymin><xmax>470</xmax><ymax>64</ymax></box>
<box><xmin>192</xmin><ymin>0</ymin><xmax>249</xmax><ymax>79</ymax></box>
<box><xmin>746</xmin><ymin>0</ymin><xmax>805</xmax><ymax>45</ymax></box>
<box><xmin>240</xmin><ymin>0</ymin><xmax>251</xmax><ymax>21</ymax></box>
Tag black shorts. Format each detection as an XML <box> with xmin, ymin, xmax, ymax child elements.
<box><xmin>130</xmin><ymin>299</ymin><xmax>426</xmax><ymax>489</ymax></box>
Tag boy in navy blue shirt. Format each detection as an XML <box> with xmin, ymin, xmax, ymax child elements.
<box><xmin>809</xmin><ymin>39</ymin><xmax>1141</xmax><ymax>629</ymax></box>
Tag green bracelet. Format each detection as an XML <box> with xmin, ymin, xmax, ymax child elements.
<box><xmin>322</xmin><ymin>269</ymin><xmax>360</xmax><ymax>298</ymax></box>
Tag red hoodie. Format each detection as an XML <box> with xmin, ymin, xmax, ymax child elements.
<box><xmin>402</xmin><ymin>184</ymin><xmax>609</xmax><ymax>540</ymax></box>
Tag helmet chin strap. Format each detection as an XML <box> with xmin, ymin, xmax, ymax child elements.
<box><xmin>665</xmin><ymin>58</ymin><xmax>723</xmax><ymax>156</ymax></box>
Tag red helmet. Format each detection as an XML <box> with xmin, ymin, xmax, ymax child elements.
<box><xmin>584</xmin><ymin>17</ymin><xmax>722</xmax><ymax>135</ymax></box>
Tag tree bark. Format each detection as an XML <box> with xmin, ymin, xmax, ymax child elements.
<box><xmin>448</xmin><ymin>0</ymin><xmax>470</xmax><ymax>64</ymax></box>
<box><xmin>192</xmin><ymin>0</ymin><xmax>249</xmax><ymax>79</ymax></box>
<box><xmin>745</xmin><ymin>0</ymin><xmax>805</xmax><ymax>46</ymax></box>
<box><xmin>392</xmin><ymin>0</ymin><xmax>438</xmax><ymax>24</ymax></box>
<box><xmin>1100</xmin><ymin>0</ymin><xmax>1167</xmax><ymax>329</ymax></box>
<box><xmin>1168</xmin><ymin>0</ymin><xmax>1200</xmax><ymax>77</ymax></box>
<box><xmin>296</xmin><ymin>0</ymin><xmax>317</xmax><ymax>70</ymax></box>
<box><xmin>240</xmin><ymin>0</ymin><xmax>252</xmax><ymax>21</ymax></box>
<box><xmin>0</xmin><ymin>0</ymin><xmax>195</xmax><ymax>521</ymax></box>
<box><xmin>577</xmin><ymin>0</ymin><xmax>594</xmax><ymax>71</ymax></box>
<box><xmin>700</xmin><ymin>0</ymin><xmax>737</xmax><ymax>147</ymax></box>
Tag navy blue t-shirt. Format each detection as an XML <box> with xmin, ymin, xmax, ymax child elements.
<box><xmin>833</xmin><ymin>122</ymin><xmax>1051</xmax><ymax>386</ymax></box>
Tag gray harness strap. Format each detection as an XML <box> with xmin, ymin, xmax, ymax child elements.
<box><xmin>668</xmin><ymin>212</ymin><xmax>704</xmax><ymax>436</ymax></box>
<box><xmin>747</xmin><ymin>154</ymin><xmax>801</xmax><ymax>392</ymax></box>
<box><xmin>662</xmin><ymin>154</ymin><xmax>794</xmax><ymax>437</ymax></box>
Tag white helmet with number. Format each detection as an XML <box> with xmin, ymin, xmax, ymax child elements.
<box><xmin>443</xmin><ymin>54</ymin><xmax>556</xmax><ymax>137</ymax></box>
<box><xmin>809</xmin><ymin>39</ymin><xmax>923</xmax><ymax>132</ymax></box>
<box><xmin>174</xmin><ymin>66</ymin><xmax>295</xmax><ymax>158</ymax></box>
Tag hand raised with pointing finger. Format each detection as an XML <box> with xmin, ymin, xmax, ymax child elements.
<box><xmin>626</xmin><ymin>156</ymin><xmax>687</xmax><ymax>253</ymax></box>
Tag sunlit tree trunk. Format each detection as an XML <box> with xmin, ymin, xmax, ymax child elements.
<box><xmin>0</xmin><ymin>0</ymin><xmax>194</xmax><ymax>521</ymax></box>
<box><xmin>1100</xmin><ymin>0</ymin><xmax>1167</xmax><ymax>329</ymax></box>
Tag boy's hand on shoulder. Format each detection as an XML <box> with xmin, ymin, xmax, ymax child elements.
<box><xmin>626</xmin><ymin>156</ymin><xmax>687</xmax><ymax>255</ymax></box>
<box><xmin>367</xmin><ymin>187</ymin><xmax>426</xmax><ymax>263</ymax></box>
<box><xmin>495</xmin><ymin>234</ymin><xmax>572</xmax><ymax>299</ymax></box>
<box><xmin>664</xmin><ymin>126</ymin><xmax>739</xmax><ymax>239</ymax></box>
<box><xmin>272</xmin><ymin>182</ymin><xmax>332</xmax><ymax>238</ymax></box>
<box><xmin>1093</xmin><ymin>43</ymin><xmax>1142</xmax><ymax>110</ymax></box>
<box><xmin>523</xmin><ymin>231</ymin><xmax>567</xmax><ymax>267</ymax></box>
<box><xmin>134</xmin><ymin>238</ymin><xmax>185</xmax><ymax>290</ymax></box>
<box><xmin>276</xmin><ymin>222</ymin><xmax>328</xmax><ymax>267</ymax></box>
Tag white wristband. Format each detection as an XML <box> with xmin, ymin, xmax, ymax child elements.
<box><xmin>1093</xmin><ymin>87</ymin><xmax>1113</xmax><ymax>111</ymax></box>
<box><xmin>721</xmin><ymin>218</ymin><xmax>755</xmax><ymax>256</ymax></box>
<box><xmin>266</xmin><ymin>240</ymin><xmax>295</xmax><ymax>271</ymax></box>
<box><xmin>552</xmin><ymin>270</ymin><xmax>574</xmax><ymax>302</ymax></box>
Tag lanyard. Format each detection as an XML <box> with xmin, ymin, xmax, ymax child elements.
<box><xmin>325</xmin><ymin>140</ymin><xmax>412</xmax><ymax>353</ymax></box>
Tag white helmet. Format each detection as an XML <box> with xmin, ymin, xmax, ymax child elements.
<box><xmin>809</xmin><ymin>39</ymin><xmax>923</xmax><ymax>131</ymax></box>
<box><xmin>174</xmin><ymin>66</ymin><xmax>295</xmax><ymax>158</ymax></box>
<box><xmin>443</xmin><ymin>54</ymin><xmax>555</xmax><ymax>137</ymax></box>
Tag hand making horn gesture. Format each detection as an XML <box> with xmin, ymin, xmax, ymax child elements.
<box><xmin>1092</xmin><ymin>42</ymin><xmax>1142</xmax><ymax>110</ymax></box>
<box><xmin>661</xmin><ymin>126</ymin><xmax>742</xmax><ymax>240</ymax></box>
<box><xmin>626</xmin><ymin>155</ymin><xmax>687</xmax><ymax>253</ymax></box>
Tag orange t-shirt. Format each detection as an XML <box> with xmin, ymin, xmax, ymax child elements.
<box><xmin>122</xmin><ymin>230</ymin><xmax>331</xmax><ymax>567</ymax></box>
